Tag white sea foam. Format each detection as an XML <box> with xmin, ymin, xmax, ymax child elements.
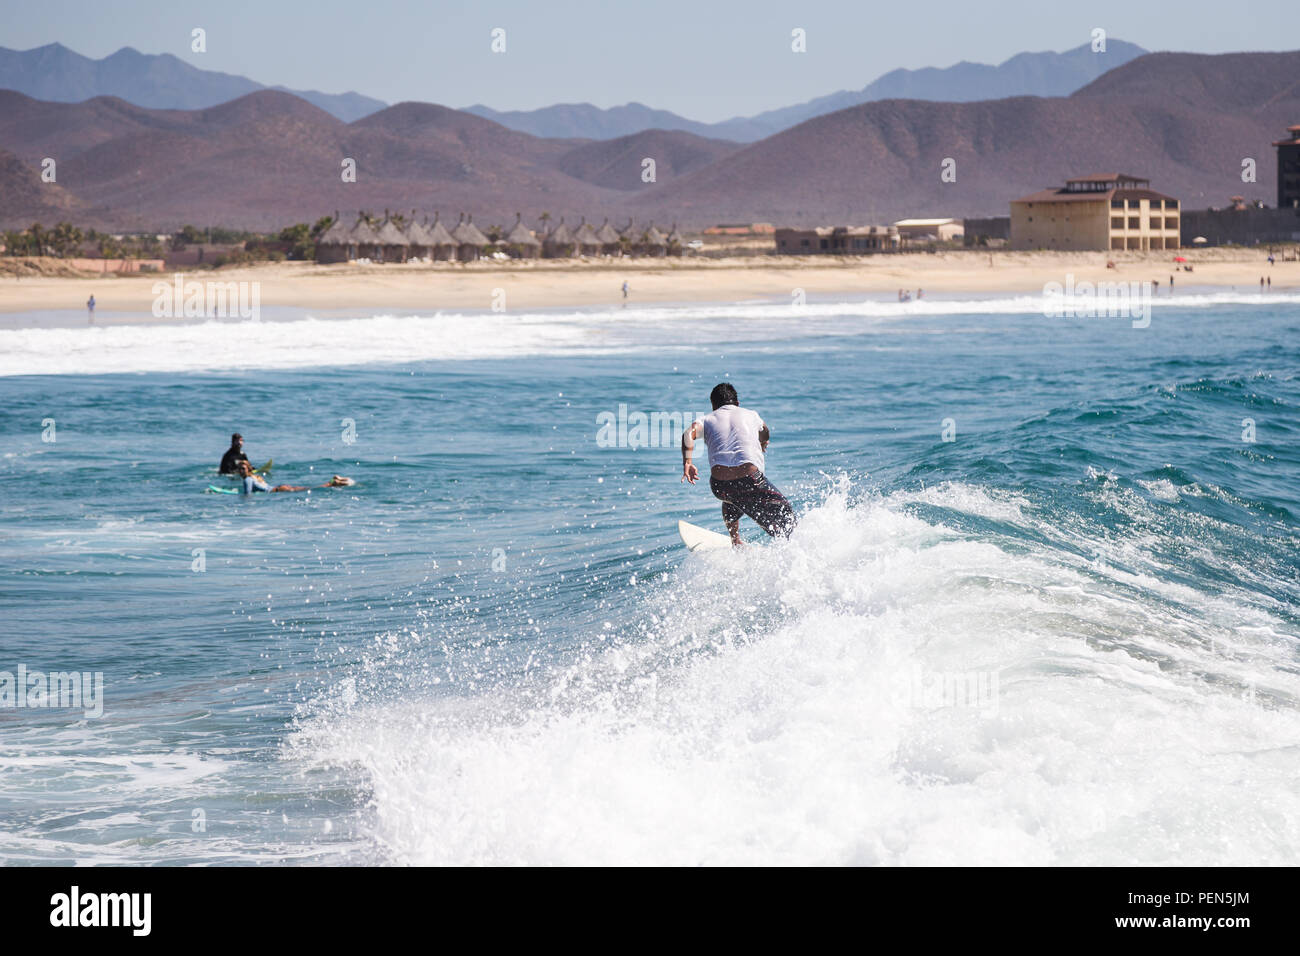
<box><xmin>1137</xmin><ymin>478</ymin><xmax>1183</xmax><ymax>502</ymax></box>
<box><xmin>291</xmin><ymin>482</ymin><xmax>1300</xmax><ymax>865</ymax></box>
<box><xmin>5</xmin><ymin>292</ymin><xmax>1298</xmax><ymax>377</ymax></box>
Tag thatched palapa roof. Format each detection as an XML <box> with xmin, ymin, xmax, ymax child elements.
<box><xmin>374</xmin><ymin>218</ymin><xmax>410</xmax><ymax>246</ymax></box>
<box><xmin>640</xmin><ymin>222</ymin><xmax>667</xmax><ymax>246</ymax></box>
<box><xmin>349</xmin><ymin>217</ymin><xmax>381</xmax><ymax>245</ymax></box>
<box><xmin>404</xmin><ymin>220</ymin><xmax>433</xmax><ymax>246</ymax></box>
<box><xmin>318</xmin><ymin>213</ymin><xmax>352</xmax><ymax>245</ymax></box>
<box><xmin>427</xmin><ymin>214</ymin><xmax>456</xmax><ymax>247</ymax></box>
<box><xmin>545</xmin><ymin>218</ymin><xmax>575</xmax><ymax>245</ymax></box>
<box><xmin>401</xmin><ymin>210</ymin><xmax>433</xmax><ymax>246</ymax></box>
<box><xmin>506</xmin><ymin>214</ymin><xmax>540</xmax><ymax>247</ymax></box>
<box><xmin>595</xmin><ymin>219</ymin><xmax>621</xmax><ymax>245</ymax></box>
<box><xmin>452</xmin><ymin>214</ymin><xmax>490</xmax><ymax>247</ymax></box>
<box><xmin>574</xmin><ymin>218</ymin><xmax>601</xmax><ymax>247</ymax></box>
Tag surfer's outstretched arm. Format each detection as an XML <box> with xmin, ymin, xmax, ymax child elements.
<box><xmin>681</xmin><ymin>421</ymin><xmax>702</xmax><ymax>484</ymax></box>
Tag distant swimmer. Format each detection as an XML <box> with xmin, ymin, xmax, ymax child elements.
<box><xmin>681</xmin><ymin>382</ymin><xmax>795</xmax><ymax>546</ymax></box>
<box><xmin>236</xmin><ymin>460</ymin><xmax>353</xmax><ymax>494</ymax></box>
<box><xmin>86</xmin><ymin>295</ymin><xmax>95</xmax><ymax>314</ymax></box>
<box><xmin>219</xmin><ymin>433</ymin><xmax>250</xmax><ymax>475</ymax></box>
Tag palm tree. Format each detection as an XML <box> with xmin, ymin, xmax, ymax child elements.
<box><xmin>50</xmin><ymin>222</ymin><xmax>83</xmax><ymax>258</ymax></box>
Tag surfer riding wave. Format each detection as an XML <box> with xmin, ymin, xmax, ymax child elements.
<box><xmin>681</xmin><ymin>382</ymin><xmax>796</xmax><ymax>545</ymax></box>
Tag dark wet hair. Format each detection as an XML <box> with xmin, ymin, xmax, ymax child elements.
<box><xmin>231</xmin><ymin>433</ymin><xmax>242</xmax><ymax>443</ymax></box>
<box><xmin>710</xmin><ymin>383</ymin><xmax>738</xmax><ymax>409</ymax></box>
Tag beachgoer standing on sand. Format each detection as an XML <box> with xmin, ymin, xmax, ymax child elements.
<box><xmin>622</xmin><ymin>280</ymin><xmax>629</xmax><ymax>299</ymax></box>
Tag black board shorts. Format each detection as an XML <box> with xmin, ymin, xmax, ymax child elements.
<box><xmin>709</xmin><ymin>472</ymin><xmax>796</xmax><ymax>537</ymax></box>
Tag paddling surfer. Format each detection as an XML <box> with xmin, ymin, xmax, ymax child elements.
<box><xmin>235</xmin><ymin>460</ymin><xmax>353</xmax><ymax>494</ymax></box>
<box><xmin>219</xmin><ymin>433</ymin><xmax>250</xmax><ymax>475</ymax></box>
<box><xmin>681</xmin><ymin>382</ymin><xmax>796</xmax><ymax>545</ymax></box>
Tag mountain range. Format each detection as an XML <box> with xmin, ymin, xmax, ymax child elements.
<box><xmin>2</xmin><ymin>39</ymin><xmax>1146</xmax><ymax>142</ymax></box>
<box><xmin>0</xmin><ymin>43</ymin><xmax>386</xmax><ymax>122</ymax></box>
<box><xmin>1</xmin><ymin>50</ymin><xmax>1295</xmax><ymax>232</ymax></box>
<box><xmin>624</xmin><ymin>51</ymin><xmax>1299</xmax><ymax>225</ymax></box>
<box><xmin>466</xmin><ymin>40</ymin><xmax>1149</xmax><ymax>141</ymax></box>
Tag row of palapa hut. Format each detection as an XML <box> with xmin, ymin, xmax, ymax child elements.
<box><xmin>316</xmin><ymin>211</ymin><xmax>685</xmax><ymax>263</ymax></box>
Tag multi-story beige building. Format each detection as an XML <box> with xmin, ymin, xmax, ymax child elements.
<box><xmin>1010</xmin><ymin>174</ymin><xmax>1180</xmax><ymax>251</ymax></box>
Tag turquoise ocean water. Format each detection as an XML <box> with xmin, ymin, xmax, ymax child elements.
<box><xmin>1</xmin><ymin>293</ymin><xmax>1297</xmax><ymax>864</ymax></box>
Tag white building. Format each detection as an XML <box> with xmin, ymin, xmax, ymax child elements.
<box><xmin>892</xmin><ymin>218</ymin><xmax>965</xmax><ymax>243</ymax></box>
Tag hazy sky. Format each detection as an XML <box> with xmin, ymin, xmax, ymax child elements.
<box><xmin>3</xmin><ymin>0</ymin><xmax>1297</xmax><ymax>120</ymax></box>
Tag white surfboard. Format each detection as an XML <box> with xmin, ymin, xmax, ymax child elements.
<box><xmin>678</xmin><ymin>519</ymin><xmax>734</xmax><ymax>552</ymax></box>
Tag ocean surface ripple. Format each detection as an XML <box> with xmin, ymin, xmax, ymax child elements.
<box><xmin>1</xmin><ymin>297</ymin><xmax>1297</xmax><ymax>864</ymax></box>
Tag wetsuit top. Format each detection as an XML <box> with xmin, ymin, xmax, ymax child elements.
<box><xmin>699</xmin><ymin>404</ymin><xmax>766</xmax><ymax>471</ymax></box>
<box><xmin>241</xmin><ymin>475</ymin><xmax>271</xmax><ymax>495</ymax></box>
<box><xmin>220</xmin><ymin>448</ymin><xmax>250</xmax><ymax>475</ymax></box>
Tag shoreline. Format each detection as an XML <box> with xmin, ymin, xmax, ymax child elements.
<box><xmin>1</xmin><ymin>249</ymin><xmax>1293</xmax><ymax>316</ymax></box>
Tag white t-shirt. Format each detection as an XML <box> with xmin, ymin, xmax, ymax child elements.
<box><xmin>699</xmin><ymin>404</ymin><xmax>765</xmax><ymax>471</ymax></box>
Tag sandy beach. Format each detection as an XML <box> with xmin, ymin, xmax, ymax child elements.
<box><xmin>0</xmin><ymin>248</ymin><xmax>1294</xmax><ymax>316</ymax></box>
